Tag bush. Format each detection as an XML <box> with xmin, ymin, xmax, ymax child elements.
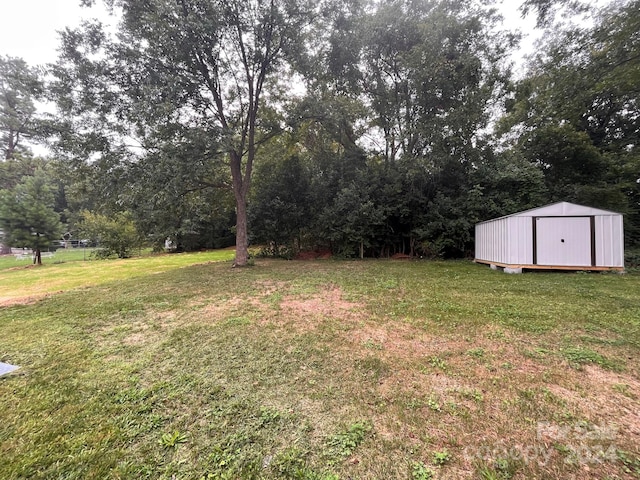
<box><xmin>80</xmin><ymin>211</ymin><xmax>144</xmax><ymax>259</ymax></box>
<box><xmin>625</xmin><ymin>248</ymin><xmax>640</xmax><ymax>270</ymax></box>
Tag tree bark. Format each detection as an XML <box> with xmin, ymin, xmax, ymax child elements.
<box><xmin>230</xmin><ymin>151</ymin><xmax>250</xmax><ymax>266</ymax></box>
<box><xmin>234</xmin><ymin>192</ymin><xmax>249</xmax><ymax>266</ymax></box>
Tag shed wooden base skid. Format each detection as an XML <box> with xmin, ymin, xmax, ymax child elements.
<box><xmin>474</xmin><ymin>259</ymin><xmax>625</xmax><ymax>273</ymax></box>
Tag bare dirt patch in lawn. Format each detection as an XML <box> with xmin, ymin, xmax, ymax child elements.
<box><xmin>0</xmin><ymin>295</ymin><xmax>43</xmax><ymax>307</ymax></box>
<box><xmin>184</xmin><ymin>295</ymin><xmax>264</xmax><ymax>324</ymax></box>
<box><xmin>98</xmin><ymin>319</ymin><xmax>167</xmax><ymax>347</ymax></box>
<box><xmin>254</xmin><ymin>280</ymin><xmax>289</xmax><ymax>296</ymax></box>
<box><xmin>335</xmin><ymin>318</ymin><xmax>640</xmax><ymax>477</ymax></box>
<box><xmin>0</xmin><ymin>290</ymin><xmax>68</xmax><ymax>308</ymax></box>
<box><xmin>273</xmin><ymin>285</ymin><xmax>365</xmax><ymax>331</ymax></box>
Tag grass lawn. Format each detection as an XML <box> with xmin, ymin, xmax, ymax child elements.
<box><xmin>0</xmin><ymin>249</ymin><xmax>235</xmax><ymax>303</ymax></box>
<box><xmin>0</xmin><ymin>254</ymin><xmax>639</xmax><ymax>480</ymax></box>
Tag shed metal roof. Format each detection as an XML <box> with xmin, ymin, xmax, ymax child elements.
<box><xmin>477</xmin><ymin>202</ymin><xmax>622</xmax><ymax>225</ymax></box>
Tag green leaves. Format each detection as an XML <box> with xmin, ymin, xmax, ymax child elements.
<box><xmin>324</xmin><ymin>421</ymin><xmax>371</xmax><ymax>464</ymax></box>
<box><xmin>79</xmin><ymin>210</ymin><xmax>143</xmax><ymax>259</ymax></box>
<box><xmin>0</xmin><ymin>169</ymin><xmax>63</xmax><ymax>261</ymax></box>
<box><xmin>159</xmin><ymin>430</ymin><xmax>188</xmax><ymax>449</ymax></box>
<box><xmin>0</xmin><ymin>56</ymin><xmax>44</xmax><ymax>160</ymax></box>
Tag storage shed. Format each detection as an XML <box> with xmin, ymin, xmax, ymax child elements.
<box><xmin>475</xmin><ymin>202</ymin><xmax>624</xmax><ymax>272</ymax></box>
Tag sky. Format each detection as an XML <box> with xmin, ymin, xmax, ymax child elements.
<box><xmin>0</xmin><ymin>0</ymin><xmax>538</xmax><ymax>156</ymax></box>
<box><xmin>0</xmin><ymin>0</ymin><xmax>539</xmax><ymax>67</ymax></box>
<box><xmin>0</xmin><ymin>0</ymin><xmax>113</xmax><ymax>66</ymax></box>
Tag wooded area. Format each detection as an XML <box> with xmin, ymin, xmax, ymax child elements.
<box><xmin>1</xmin><ymin>0</ymin><xmax>638</xmax><ymax>264</ymax></box>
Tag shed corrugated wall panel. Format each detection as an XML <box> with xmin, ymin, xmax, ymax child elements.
<box><xmin>475</xmin><ymin>221</ymin><xmax>489</xmax><ymax>262</ymax></box>
<box><xmin>594</xmin><ymin>215</ymin><xmax>624</xmax><ymax>267</ymax></box>
<box><xmin>502</xmin><ymin>219</ymin><xmax>510</xmax><ymax>263</ymax></box>
<box><xmin>498</xmin><ymin>218</ymin><xmax>508</xmax><ymax>263</ymax></box>
<box><xmin>512</xmin><ymin>216</ymin><xmax>533</xmax><ymax>265</ymax></box>
<box><xmin>475</xmin><ymin>215</ymin><xmax>541</xmax><ymax>265</ymax></box>
<box><xmin>475</xmin><ymin>217</ymin><xmax>513</xmax><ymax>264</ymax></box>
<box><xmin>475</xmin><ymin>222</ymin><xmax>493</xmax><ymax>262</ymax></box>
<box><xmin>474</xmin><ymin>223</ymin><xmax>485</xmax><ymax>261</ymax></box>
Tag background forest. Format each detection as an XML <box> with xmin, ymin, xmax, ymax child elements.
<box><xmin>1</xmin><ymin>0</ymin><xmax>638</xmax><ymax>263</ymax></box>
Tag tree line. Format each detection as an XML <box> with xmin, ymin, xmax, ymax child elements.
<box><xmin>1</xmin><ymin>0</ymin><xmax>638</xmax><ymax>264</ymax></box>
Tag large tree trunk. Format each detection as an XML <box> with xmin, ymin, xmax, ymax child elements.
<box><xmin>33</xmin><ymin>248</ymin><xmax>42</xmax><ymax>265</ymax></box>
<box><xmin>230</xmin><ymin>151</ymin><xmax>250</xmax><ymax>267</ymax></box>
<box><xmin>234</xmin><ymin>192</ymin><xmax>249</xmax><ymax>266</ymax></box>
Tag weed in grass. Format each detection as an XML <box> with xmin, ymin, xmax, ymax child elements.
<box><xmin>458</xmin><ymin>388</ymin><xmax>484</xmax><ymax>402</ymax></box>
<box><xmin>259</xmin><ymin>406</ymin><xmax>282</xmax><ymax>426</ymax></box>
<box><xmin>612</xmin><ymin>383</ymin><xmax>635</xmax><ymax>399</ymax></box>
<box><xmin>444</xmin><ymin>401</ymin><xmax>459</xmax><ymax>415</ymax></box>
<box><xmin>517</xmin><ymin>388</ymin><xmax>536</xmax><ymax>401</ymax></box>
<box><xmin>324</xmin><ymin>421</ymin><xmax>371</xmax><ymax>464</ymax></box>
<box><xmin>618</xmin><ymin>450</ymin><xmax>640</xmax><ymax>477</ymax></box>
<box><xmin>467</xmin><ymin>347</ymin><xmax>485</xmax><ymax>358</ymax></box>
<box><xmin>432</xmin><ymin>449</ymin><xmax>451</xmax><ymax>466</ymax></box>
<box><xmin>477</xmin><ymin>464</ymin><xmax>501</xmax><ymax>480</ymax></box>
<box><xmin>540</xmin><ymin>387</ymin><xmax>568</xmax><ymax>411</ymax></box>
<box><xmin>561</xmin><ymin>346</ymin><xmax>621</xmax><ymax>371</ymax></box>
<box><xmin>269</xmin><ymin>446</ymin><xmax>307</xmax><ymax>476</ymax></box>
<box><xmin>269</xmin><ymin>452</ymin><xmax>340</xmax><ymax>480</ymax></box>
<box><xmin>554</xmin><ymin>442</ymin><xmax>572</xmax><ymax>458</ymax></box>
<box><xmin>477</xmin><ymin>461</ymin><xmax>514</xmax><ymax>480</ymax></box>
<box><xmin>580</xmin><ymin>334</ymin><xmax>626</xmax><ymax>347</ymax></box>
<box><xmin>426</xmin><ymin>396</ymin><xmax>441</xmax><ymax>412</ymax></box>
<box><xmin>493</xmin><ymin>458</ymin><xmax>518</xmax><ymax>478</ymax></box>
<box><xmin>377</xmin><ymin>278</ymin><xmax>399</xmax><ymax>289</ymax></box>
<box><xmin>411</xmin><ymin>461</ymin><xmax>435</xmax><ymax>479</ymax></box>
<box><xmin>207</xmin><ymin>444</ymin><xmax>243</xmax><ymax>475</ymax></box>
<box><xmin>159</xmin><ymin>430</ymin><xmax>188</xmax><ymax>449</ymax></box>
<box><xmin>362</xmin><ymin>338</ymin><xmax>384</xmax><ymax>350</ymax></box>
<box><xmin>429</xmin><ymin>355</ymin><xmax>447</xmax><ymax>371</ymax></box>
<box><xmin>523</xmin><ymin>347</ymin><xmax>550</xmax><ymax>359</ymax></box>
<box><xmin>488</xmin><ymin>329</ymin><xmax>506</xmax><ymax>339</ymax></box>
<box><xmin>224</xmin><ymin>316</ymin><xmax>252</xmax><ymax>326</ymax></box>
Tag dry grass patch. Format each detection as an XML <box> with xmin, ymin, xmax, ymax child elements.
<box><xmin>312</xmin><ymin>314</ymin><xmax>640</xmax><ymax>479</ymax></box>
<box><xmin>280</xmin><ymin>285</ymin><xmax>363</xmax><ymax>319</ymax></box>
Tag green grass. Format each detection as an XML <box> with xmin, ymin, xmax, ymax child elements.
<box><xmin>0</xmin><ymin>247</ymin><xmax>92</xmax><ymax>270</ymax></box>
<box><xmin>0</xmin><ymin>256</ymin><xmax>639</xmax><ymax>479</ymax></box>
<box><xmin>0</xmin><ymin>249</ymin><xmax>235</xmax><ymax>302</ymax></box>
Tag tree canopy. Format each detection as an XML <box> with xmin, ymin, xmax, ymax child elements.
<box><xmin>1</xmin><ymin>0</ymin><xmax>637</xmax><ymax>263</ymax></box>
<box><xmin>0</xmin><ymin>56</ymin><xmax>43</xmax><ymax>160</ymax></box>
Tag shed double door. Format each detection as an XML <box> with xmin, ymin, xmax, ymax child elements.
<box><xmin>534</xmin><ymin>216</ymin><xmax>593</xmax><ymax>266</ymax></box>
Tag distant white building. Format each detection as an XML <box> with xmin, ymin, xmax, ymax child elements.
<box><xmin>475</xmin><ymin>202</ymin><xmax>624</xmax><ymax>273</ymax></box>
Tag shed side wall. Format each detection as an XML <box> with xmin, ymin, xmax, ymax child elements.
<box><xmin>475</xmin><ymin>217</ymin><xmax>514</xmax><ymax>264</ymax></box>
<box><xmin>594</xmin><ymin>215</ymin><xmax>624</xmax><ymax>267</ymax></box>
<box><xmin>475</xmin><ymin>221</ymin><xmax>497</xmax><ymax>263</ymax></box>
